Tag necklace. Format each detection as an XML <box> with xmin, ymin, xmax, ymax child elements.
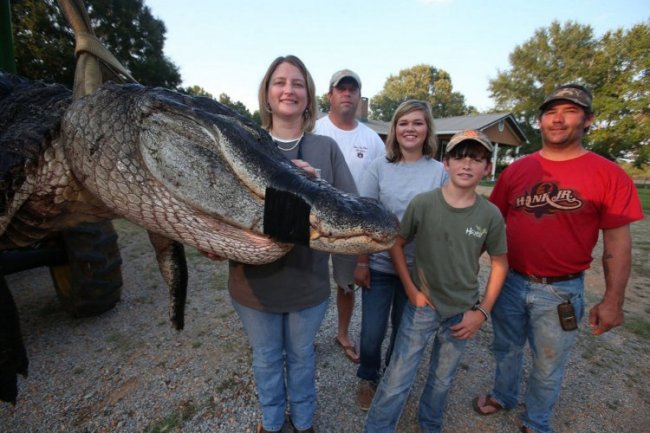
<box><xmin>272</xmin><ymin>133</ymin><xmax>304</xmax><ymax>152</ymax></box>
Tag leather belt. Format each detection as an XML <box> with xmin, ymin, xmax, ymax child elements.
<box><xmin>512</xmin><ymin>269</ymin><xmax>583</xmax><ymax>285</ymax></box>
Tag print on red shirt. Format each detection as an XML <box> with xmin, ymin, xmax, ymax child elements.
<box><xmin>514</xmin><ymin>181</ymin><xmax>583</xmax><ymax>218</ymax></box>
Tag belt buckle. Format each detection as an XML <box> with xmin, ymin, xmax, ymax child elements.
<box><xmin>540</xmin><ymin>276</ymin><xmax>549</xmax><ymax>284</ymax></box>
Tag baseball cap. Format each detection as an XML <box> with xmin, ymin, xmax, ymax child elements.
<box><xmin>329</xmin><ymin>69</ymin><xmax>362</xmax><ymax>89</ymax></box>
<box><xmin>539</xmin><ymin>84</ymin><xmax>592</xmax><ymax>112</ymax></box>
<box><xmin>446</xmin><ymin>130</ymin><xmax>493</xmax><ymax>153</ymax></box>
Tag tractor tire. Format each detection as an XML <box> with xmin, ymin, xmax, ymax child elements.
<box><xmin>49</xmin><ymin>221</ymin><xmax>123</xmax><ymax>318</ymax></box>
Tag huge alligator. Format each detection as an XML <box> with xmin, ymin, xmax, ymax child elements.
<box><xmin>0</xmin><ymin>72</ymin><xmax>398</xmax><ymax>403</ymax></box>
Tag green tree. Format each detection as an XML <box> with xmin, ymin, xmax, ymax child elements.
<box><xmin>370</xmin><ymin>64</ymin><xmax>475</xmax><ymax>121</ymax></box>
<box><xmin>178</xmin><ymin>87</ymin><xmax>256</xmax><ymax>121</ymax></box>
<box><xmin>318</xmin><ymin>93</ymin><xmax>330</xmax><ymax>113</ymax></box>
<box><xmin>180</xmin><ymin>85</ymin><xmax>214</xmax><ymax>98</ymax></box>
<box><xmin>218</xmin><ymin>93</ymin><xmax>253</xmax><ymax>120</ymax></box>
<box><xmin>12</xmin><ymin>0</ymin><xmax>181</xmax><ymax>88</ymax></box>
<box><xmin>12</xmin><ymin>0</ymin><xmax>75</xmax><ymax>85</ymax></box>
<box><xmin>489</xmin><ymin>20</ymin><xmax>649</xmax><ymax>165</ymax></box>
<box><xmin>252</xmin><ymin>110</ymin><xmax>261</xmax><ymax>125</ymax></box>
<box><xmin>589</xmin><ymin>23</ymin><xmax>649</xmax><ymax>167</ymax></box>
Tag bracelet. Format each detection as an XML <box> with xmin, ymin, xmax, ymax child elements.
<box><xmin>472</xmin><ymin>304</ymin><xmax>490</xmax><ymax>321</ymax></box>
<box><xmin>356</xmin><ymin>263</ymin><xmax>369</xmax><ymax>267</ymax></box>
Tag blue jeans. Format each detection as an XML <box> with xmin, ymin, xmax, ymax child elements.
<box><xmin>490</xmin><ymin>270</ymin><xmax>584</xmax><ymax>433</ymax></box>
<box><xmin>364</xmin><ymin>302</ymin><xmax>466</xmax><ymax>433</ymax></box>
<box><xmin>357</xmin><ymin>269</ymin><xmax>408</xmax><ymax>382</ymax></box>
<box><xmin>231</xmin><ymin>298</ymin><xmax>329</xmax><ymax>432</ymax></box>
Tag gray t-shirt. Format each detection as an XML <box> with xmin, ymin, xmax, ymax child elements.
<box><xmin>400</xmin><ymin>188</ymin><xmax>507</xmax><ymax>318</ymax></box>
<box><xmin>228</xmin><ymin>132</ymin><xmax>357</xmax><ymax>312</ymax></box>
<box><xmin>358</xmin><ymin>156</ymin><xmax>448</xmax><ymax>274</ymax></box>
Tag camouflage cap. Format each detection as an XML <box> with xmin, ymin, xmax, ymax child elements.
<box><xmin>539</xmin><ymin>84</ymin><xmax>592</xmax><ymax>112</ymax></box>
<box><xmin>329</xmin><ymin>69</ymin><xmax>362</xmax><ymax>89</ymax></box>
<box><xmin>446</xmin><ymin>129</ymin><xmax>493</xmax><ymax>153</ymax></box>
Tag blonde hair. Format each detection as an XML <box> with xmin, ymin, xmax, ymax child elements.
<box><xmin>257</xmin><ymin>55</ymin><xmax>318</xmax><ymax>132</ymax></box>
<box><xmin>385</xmin><ymin>100</ymin><xmax>438</xmax><ymax>163</ymax></box>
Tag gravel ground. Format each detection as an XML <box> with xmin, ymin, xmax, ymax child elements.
<box><xmin>1</xmin><ymin>217</ymin><xmax>649</xmax><ymax>433</ymax></box>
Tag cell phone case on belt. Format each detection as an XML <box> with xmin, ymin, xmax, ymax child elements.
<box><xmin>557</xmin><ymin>300</ymin><xmax>578</xmax><ymax>331</ymax></box>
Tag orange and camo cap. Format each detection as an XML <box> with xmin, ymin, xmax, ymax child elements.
<box><xmin>446</xmin><ymin>129</ymin><xmax>493</xmax><ymax>153</ymax></box>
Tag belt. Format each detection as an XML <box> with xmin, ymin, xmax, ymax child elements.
<box><xmin>512</xmin><ymin>269</ymin><xmax>583</xmax><ymax>285</ymax></box>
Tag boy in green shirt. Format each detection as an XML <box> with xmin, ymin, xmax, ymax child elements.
<box><xmin>363</xmin><ymin>130</ymin><xmax>509</xmax><ymax>433</ymax></box>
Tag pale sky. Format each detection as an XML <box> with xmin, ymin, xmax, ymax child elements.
<box><xmin>144</xmin><ymin>0</ymin><xmax>648</xmax><ymax>113</ymax></box>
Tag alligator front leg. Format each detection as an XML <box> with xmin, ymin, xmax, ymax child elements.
<box><xmin>147</xmin><ymin>232</ymin><xmax>188</xmax><ymax>330</ymax></box>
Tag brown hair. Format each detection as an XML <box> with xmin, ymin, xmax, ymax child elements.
<box><xmin>385</xmin><ymin>100</ymin><xmax>438</xmax><ymax>163</ymax></box>
<box><xmin>257</xmin><ymin>55</ymin><xmax>318</xmax><ymax>132</ymax></box>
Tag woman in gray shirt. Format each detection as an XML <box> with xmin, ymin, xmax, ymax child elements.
<box><xmin>228</xmin><ymin>55</ymin><xmax>356</xmax><ymax>433</ymax></box>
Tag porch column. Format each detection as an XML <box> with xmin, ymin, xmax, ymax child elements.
<box><xmin>491</xmin><ymin>143</ymin><xmax>499</xmax><ymax>181</ymax></box>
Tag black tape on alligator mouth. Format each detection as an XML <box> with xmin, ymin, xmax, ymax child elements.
<box><xmin>263</xmin><ymin>186</ymin><xmax>311</xmax><ymax>245</ymax></box>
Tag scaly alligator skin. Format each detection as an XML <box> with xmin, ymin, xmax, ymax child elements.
<box><xmin>1</xmin><ymin>74</ymin><xmax>398</xmax><ymax>260</ymax></box>
<box><xmin>0</xmin><ymin>73</ymin><xmax>398</xmax><ymax>404</ymax></box>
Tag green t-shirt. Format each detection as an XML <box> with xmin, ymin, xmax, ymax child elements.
<box><xmin>400</xmin><ymin>188</ymin><xmax>507</xmax><ymax>318</ymax></box>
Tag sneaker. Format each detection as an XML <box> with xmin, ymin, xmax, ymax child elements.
<box><xmin>356</xmin><ymin>380</ymin><xmax>377</xmax><ymax>411</ymax></box>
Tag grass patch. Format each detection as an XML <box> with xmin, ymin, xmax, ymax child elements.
<box><xmin>218</xmin><ymin>339</ymin><xmax>239</xmax><ymax>354</ymax></box>
<box><xmin>637</xmin><ymin>187</ymin><xmax>650</xmax><ymax>211</ymax></box>
<box><xmin>636</xmin><ymin>239</ymin><xmax>650</xmax><ymax>253</ymax></box>
<box><xmin>144</xmin><ymin>401</ymin><xmax>196</xmax><ymax>433</ymax></box>
<box><xmin>133</xmin><ymin>295</ymin><xmax>154</xmax><ymax>305</ymax></box>
<box><xmin>623</xmin><ymin>317</ymin><xmax>650</xmax><ymax>339</ymax></box>
<box><xmin>622</xmin><ymin>162</ymin><xmax>650</xmax><ymax>178</ymax></box>
<box><xmin>144</xmin><ymin>413</ymin><xmax>182</xmax><ymax>433</ymax></box>
<box><xmin>580</xmin><ymin>340</ymin><xmax>599</xmax><ymax>361</ymax></box>
<box><xmin>106</xmin><ymin>333</ymin><xmax>137</xmax><ymax>352</ymax></box>
<box><xmin>184</xmin><ymin>247</ymin><xmax>203</xmax><ymax>258</ymax></box>
<box><xmin>211</xmin><ymin>271</ymin><xmax>228</xmax><ymax>291</ymax></box>
<box><xmin>214</xmin><ymin>375</ymin><xmax>241</xmax><ymax>393</ymax></box>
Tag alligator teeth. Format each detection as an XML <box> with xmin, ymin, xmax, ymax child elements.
<box><xmin>310</xmin><ymin>228</ymin><xmax>320</xmax><ymax>240</ymax></box>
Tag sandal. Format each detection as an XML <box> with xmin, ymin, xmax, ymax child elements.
<box><xmin>472</xmin><ymin>394</ymin><xmax>504</xmax><ymax>416</ymax></box>
<box><xmin>334</xmin><ymin>337</ymin><xmax>360</xmax><ymax>363</ymax></box>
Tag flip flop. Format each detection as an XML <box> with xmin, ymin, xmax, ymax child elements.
<box><xmin>334</xmin><ymin>337</ymin><xmax>360</xmax><ymax>363</ymax></box>
<box><xmin>472</xmin><ymin>394</ymin><xmax>504</xmax><ymax>416</ymax></box>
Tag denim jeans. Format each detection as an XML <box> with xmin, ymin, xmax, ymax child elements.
<box><xmin>490</xmin><ymin>270</ymin><xmax>584</xmax><ymax>433</ymax></box>
<box><xmin>231</xmin><ymin>298</ymin><xmax>329</xmax><ymax>432</ymax></box>
<box><xmin>364</xmin><ymin>302</ymin><xmax>466</xmax><ymax>433</ymax></box>
<box><xmin>357</xmin><ymin>269</ymin><xmax>408</xmax><ymax>383</ymax></box>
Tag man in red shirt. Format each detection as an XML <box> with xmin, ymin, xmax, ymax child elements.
<box><xmin>472</xmin><ymin>84</ymin><xmax>643</xmax><ymax>433</ymax></box>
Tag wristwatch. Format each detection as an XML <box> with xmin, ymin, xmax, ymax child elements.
<box><xmin>472</xmin><ymin>304</ymin><xmax>489</xmax><ymax>321</ymax></box>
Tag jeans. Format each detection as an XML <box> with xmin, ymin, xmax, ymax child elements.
<box><xmin>364</xmin><ymin>302</ymin><xmax>466</xmax><ymax>433</ymax></box>
<box><xmin>232</xmin><ymin>298</ymin><xmax>329</xmax><ymax>432</ymax></box>
<box><xmin>490</xmin><ymin>270</ymin><xmax>584</xmax><ymax>433</ymax></box>
<box><xmin>357</xmin><ymin>269</ymin><xmax>408</xmax><ymax>383</ymax></box>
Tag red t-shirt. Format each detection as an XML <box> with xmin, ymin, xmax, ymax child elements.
<box><xmin>490</xmin><ymin>151</ymin><xmax>643</xmax><ymax>276</ymax></box>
